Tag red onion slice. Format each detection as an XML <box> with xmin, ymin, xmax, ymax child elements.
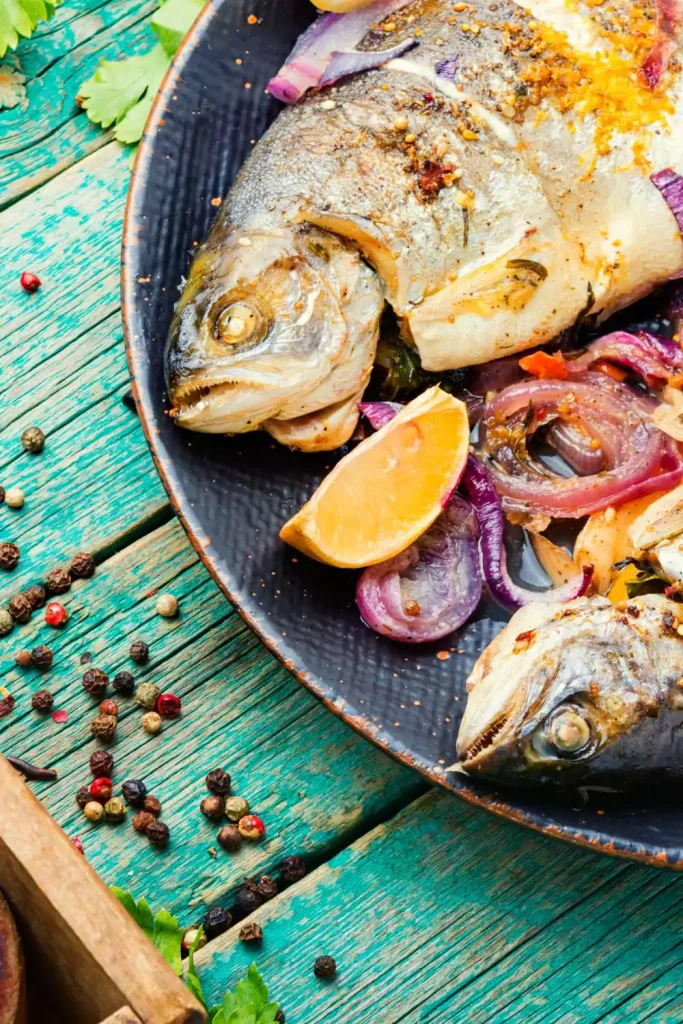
<box><xmin>482</xmin><ymin>375</ymin><xmax>683</xmax><ymax>518</ymax></box>
<box><xmin>565</xmin><ymin>329</ymin><xmax>683</xmax><ymax>387</ymax></box>
<box><xmin>359</xmin><ymin>401</ymin><xmax>404</xmax><ymax>430</ymax></box>
<box><xmin>356</xmin><ymin>496</ymin><xmax>482</xmax><ymax>642</ymax></box>
<box><xmin>545</xmin><ymin>421</ymin><xmax>605</xmax><ymax>476</ymax></box>
<box><xmin>268</xmin><ymin>0</ymin><xmax>414</xmax><ymax>103</ymax></box>
<box><xmin>461</xmin><ymin>456</ymin><xmax>593</xmax><ymax>611</ymax></box>
<box><xmin>652</xmin><ymin>168</ymin><xmax>683</xmax><ymax>237</ymax></box>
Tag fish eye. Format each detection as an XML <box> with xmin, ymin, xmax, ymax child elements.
<box><xmin>212</xmin><ymin>299</ymin><xmax>270</xmax><ymax>349</ymax></box>
<box><xmin>546</xmin><ymin>706</ymin><xmax>592</xmax><ymax>756</ymax></box>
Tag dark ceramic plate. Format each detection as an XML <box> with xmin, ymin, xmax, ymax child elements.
<box><xmin>122</xmin><ymin>0</ymin><xmax>683</xmax><ymax>868</ymax></box>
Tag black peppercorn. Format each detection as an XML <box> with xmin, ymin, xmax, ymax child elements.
<box><xmin>143</xmin><ymin>795</ymin><xmax>162</xmax><ymax>817</ymax></box>
<box><xmin>70</xmin><ymin>552</ymin><xmax>95</xmax><ymax>579</ymax></box>
<box><xmin>122</xmin><ymin>779</ymin><xmax>148</xmax><ymax>807</ymax></box>
<box><xmin>82</xmin><ymin>667</ymin><xmax>109</xmax><ymax>697</ymax></box>
<box><xmin>202</xmin><ymin>907</ymin><xmax>232</xmax><ymax>940</ymax></box>
<box><xmin>30</xmin><ymin>645</ymin><xmax>53</xmax><ymax>670</ymax></box>
<box><xmin>313</xmin><ymin>956</ymin><xmax>337</xmax><ymax>979</ymax></box>
<box><xmin>256</xmin><ymin>875</ymin><xmax>278</xmax><ymax>901</ymax></box>
<box><xmin>21</xmin><ymin>426</ymin><xmax>45</xmax><ymax>453</ymax></box>
<box><xmin>205</xmin><ymin>768</ymin><xmax>231</xmax><ymax>795</ymax></box>
<box><xmin>24</xmin><ymin>584</ymin><xmax>46</xmax><ymax>609</ymax></box>
<box><xmin>113</xmin><ymin>671</ymin><xmax>135</xmax><ymax>697</ymax></box>
<box><xmin>239</xmin><ymin>922</ymin><xmax>263</xmax><ymax>943</ymax></box>
<box><xmin>278</xmin><ymin>856</ymin><xmax>307</xmax><ymax>884</ymax></box>
<box><xmin>31</xmin><ymin>689</ymin><xmax>54</xmax><ymax>713</ymax></box>
<box><xmin>201</xmin><ymin>795</ymin><xmax>225</xmax><ymax>821</ymax></box>
<box><xmin>217</xmin><ymin>825</ymin><xmax>242</xmax><ymax>852</ymax></box>
<box><xmin>0</xmin><ymin>487</ymin><xmax>4</xmax><ymax>505</ymax></box>
<box><xmin>90</xmin><ymin>749</ymin><xmax>114</xmax><ymax>777</ymax></box>
<box><xmin>234</xmin><ymin>885</ymin><xmax>264</xmax><ymax>916</ymax></box>
<box><xmin>129</xmin><ymin>639</ymin><xmax>149</xmax><ymax>664</ymax></box>
<box><xmin>76</xmin><ymin>786</ymin><xmax>91</xmax><ymax>809</ymax></box>
<box><xmin>8</xmin><ymin>593</ymin><xmax>31</xmax><ymax>623</ymax></box>
<box><xmin>44</xmin><ymin>567</ymin><xmax>71</xmax><ymax>595</ymax></box>
<box><xmin>0</xmin><ymin>543</ymin><xmax>20</xmax><ymax>571</ymax></box>
<box><xmin>275</xmin><ymin>1010</ymin><xmax>285</xmax><ymax>1024</ymax></box>
<box><xmin>145</xmin><ymin>820</ymin><xmax>170</xmax><ymax>847</ymax></box>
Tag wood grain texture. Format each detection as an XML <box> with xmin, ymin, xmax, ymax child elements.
<box><xmin>1</xmin><ymin>519</ymin><xmax>425</xmax><ymax>919</ymax></box>
<box><xmin>0</xmin><ymin>0</ymin><xmax>156</xmax><ymax>207</ymax></box>
<box><xmin>195</xmin><ymin>789</ymin><xmax>683</xmax><ymax>1024</ymax></box>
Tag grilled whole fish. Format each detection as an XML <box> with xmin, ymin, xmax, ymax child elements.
<box><xmin>456</xmin><ymin>594</ymin><xmax>683</xmax><ymax>787</ymax></box>
<box><xmin>166</xmin><ymin>0</ymin><xmax>683</xmax><ymax>448</ymax></box>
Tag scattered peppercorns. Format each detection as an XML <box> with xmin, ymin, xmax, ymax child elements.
<box><xmin>90</xmin><ymin>749</ymin><xmax>114</xmax><ymax>777</ymax></box>
<box><xmin>225</xmin><ymin>796</ymin><xmax>249</xmax><ymax>822</ymax></box>
<box><xmin>238</xmin><ymin>814</ymin><xmax>265</xmax><ymax>841</ymax></box>
<box><xmin>156</xmin><ymin>593</ymin><xmax>178</xmax><ymax>618</ymax></box>
<box><xmin>129</xmin><ymin>639</ymin><xmax>149</xmax><ymax>664</ymax></box>
<box><xmin>313</xmin><ymin>956</ymin><xmax>337</xmax><ymax>980</ymax></box>
<box><xmin>205</xmin><ymin>768</ymin><xmax>231</xmax><ymax>795</ymax></box>
<box><xmin>30</xmin><ymin>645</ymin><xmax>53</xmax><ymax>670</ymax></box>
<box><xmin>234</xmin><ymin>885</ymin><xmax>264</xmax><ymax>916</ymax></box>
<box><xmin>201</xmin><ymin>795</ymin><xmax>225</xmax><ymax>821</ymax></box>
<box><xmin>141</xmin><ymin>711</ymin><xmax>162</xmax><ymax>735</ymax></box>
<box><xmin>14</xmin><ymin>650</ymin><xmax>31</xmax><ymax>668</ymax></box>
<box><xmin>135</xmin><ymin>681</ymin><xmax>161</xmax><ymax>710</ymax></box>
<box><xmin>203</xmin><ymin>907</ymin><xmax>231</xmax><ymax>939</ymax></box>
<box><xmin>122</xmin><ymin>779</ymin><xmax>147</xmax><ymax>807</ymax></box>
<box><xmin>21</xmin><ymin>427</ymin><xmax>45</xmax><ymax>454</ymax></box>
<box><xmin>278</xmin><ymin>856</ymin><xmax>307</xmax><ymax>884</ymax></box>
<box><xmin>0</xmin><ymin>610</ymin><xmax>13</xmax><ymax>636</ymax></box>
<box><xmin>156</xmin><ymin>693</ymin><xmax>182</xmax><ymax>719</ymax></box>
<box><xmin>113</xmin><ymin>671</ymin><xmax>135</xmax><ymax>697</ymax></box>
<box><xmin>69</xmin><ymin>552</ymin><xmax>95</xmax><ymax>579</ymax></box>
<box><xmin>104</xmin><ymin>797</ymin><xmax>126</xmax><ymax>824</ymax></box>
<box><xmin>20</xmin><ymin>271</ymin><xmax>41</xmax><ymax>293</ymax></box>
<box><xmin>0</xmin><ymin>543</ymin><xmax>20</xmax><ymax>571</ymax></box>
<box><xmin>90</xmin><ymin>777</ymin><xmax>113</xmax><ymax>804</ymax></box>
<box><xmin>24</xmin><ymin>585</ymin><xmax>46</xmax><ymax>609</ymax></box>
<box><xmin>145</xmin><ymin>819</ymin><xmax>170</xmax><ymax>847</ymax></box>
<box><xmin>44</xmin><ymin>568</ymin><xmax>71</xmax><ymax>595</ymax></box>
<box><xmin>76</xmin><ymin>786</ymin><xmax>91</xmax><ymax>809</ymax></box>
<box><xmin>143</xmin><ymin>795</ymin><xmax>162</xmax><ymax>817</ymax></box>
<box><xmin>45</xmin><ymin>601</ymin><xmax>68</xmax><ymax>627</ymax></box>
<box><xmin>239</xmin><ymin>922</ymin><xmax>263</xmax><ymax>943</ymax></box>
<box><xmin>99</xmin><ymin>698</ymin><xmax>119</xmax><ymax>718</ymax></box>
<box><xmin>91</xmin><ymin>714</ymin><xmax>117</xmax><ymax>742</ymax></box>
<box><xmin>5</xmin><ymin>488</ymin><xmax>25</xmax><ymax>509</ymax></box>
<box><xmin>31</xmin><ymin>690</ymin><xmax>54</xmax><ymax>713</ymax></box>
<box><xmin>133</xmin><ymin>810</ymin><xmax>156</xmax><ymax>833</ymax></box>
<box><xmin>181</xmin><ymin>927</ymin><xmax>207</xmax><ymax>954</ymax></box>
<box><xmin>82</xmin><ymin>668</ymin><xmax>109</xmax><ymax>698</ymax></box>
<box><xmin>84</xmin><ymin>801</ymin><xmax>105</xmax><ymax>824</ymax></box>
<box><xmin>217</xmin><ymin>824</ymin><xmax>242</xmax><ymax>852</ymax></box>
<box><xmin>8</xmin><ymin>594</ymin><xmax>31</xmax><ymax>623</ymax></box>
<box><xmin>256</xmin><ymin>875</ymin><xmax>278</xmax><ymax>901</ymax></box>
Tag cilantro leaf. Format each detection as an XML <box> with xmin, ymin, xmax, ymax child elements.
<box><xmin>111</xmin><ymin>888</ymin><xmax>184</xmax><ymax>976</ymax></box>
<box><xmin>151</xmin><ymin>0</ymin><xmax>203</xmax><ymax>56</ymax></box>
<box><xmin>0</xmin><ymin>0</ymin><xmax>61</xmax><ymax>59</ymax></box>
<box><xmin>210</xmin><ymin>965</ymin><xmax>278</xmax><ymax>1024</ymax></box>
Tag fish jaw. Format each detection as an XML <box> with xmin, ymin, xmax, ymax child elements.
<box><xmin>165</xmin><ymin>225</ymin><xmax>384</xmax><ymax>445</ymax></box>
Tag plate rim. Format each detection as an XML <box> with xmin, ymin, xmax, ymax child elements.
<box><xmin>120</xmin><ymin>0</ymin><xmax>683</xmax><ymax>871</ymax></box>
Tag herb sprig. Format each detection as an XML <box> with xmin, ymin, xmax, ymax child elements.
<box><xmin>0</xmin><ymin>0</ymin><xmax>62</xmax><ymax>59</ymax></box>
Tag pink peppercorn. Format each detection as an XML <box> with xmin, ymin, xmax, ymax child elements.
<box><xmin>156</xmin><ymin>693</ymin><xmax>182</xmax><ymax>719</ymax></box>
<box><xmin>238</xmin><ymin>814</ymin><xmax>265</xmax><ymax>840</ymax></box>
<box><xmin>45</xmin><ymin>601</ymin><xmax>68</xmax><ymax>627</ymax></box>
<box><xmin>71</xmin><ymin>837</ymin><xmax>84</xmax><ymax>854</ymax></box>
<box><xmin>20</xmin><ymin>271</ymin><xmax>41</xmax><ymax>293</ymax></box>
<box><xmin>90</xmin><ymin>777</ymin><xmax>113</xmax><ymax>804</ymax></box>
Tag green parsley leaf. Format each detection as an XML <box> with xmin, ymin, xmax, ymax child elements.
<box><xmin>210</xmin><ymin>965</ymin><xmax>278</xmax><ymax>1024</ymax></box>
<box><xmin>0</xmin><ymin>0</ymin><xmax>61</xmax><ymax>59</ymax></box>
<box><xmin>151</xmin><ymin>0</ymin><xmax>203</xmax><ymax>56</ymax></box>
<box><xmin>111</xmin><ymin>888</ymin><xmax>184</xmax><ymax>976</ymax></box>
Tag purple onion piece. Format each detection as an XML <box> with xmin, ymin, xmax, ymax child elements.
<box><xmin>545</xmin><ymin>421</ymin><xmax>605</xmax><ymax>476</ymax></box>
<box><xmin>320</xmin><ymin>38</ymin><xmax>418</xmax><ymax>87</ymax></box>
<box><xmin>652</xmin><ymin>168</ymin><xmax>683</xmax><ymax>237</ymax></box>
<box><xmin>461</xmin><ymin>455</ymin><xmax>593</xmax><ymax>611</ymax></box>
<box><xmin>267</xmin><ymin>0</ymin><xmax>415</xmax><ymax>103</ymax></box>
<box><xmin>356</xmin><ymin>496</ymin><xmax>482</xmax><ymax>642</ymax></box>
<box><xmin>435</xmin><ymin>56</ymin><xmax>457</xmax><ymax>80</ymax></box>
<box><xmin>358</xmin><ymin>401</ymin><xmax>404</xmax><ymax>430</ymax></box>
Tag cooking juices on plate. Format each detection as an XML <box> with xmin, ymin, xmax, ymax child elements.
<box><xmin>165</xmin><ymin>0</ymin><xmax>683</xmax><ymax>788</ymax></box>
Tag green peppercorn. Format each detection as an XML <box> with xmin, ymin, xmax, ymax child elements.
<box><xmin>225</xmin><ymin>795</ymin><xmax>249</xmax><ymax>821</ymax></box>
<box><xmin>31</xmin><ymin>690</ymin><xmax>54</xmax><ymax>713</ymax></box>
<box><xmin>21</xmin><ymin>427</ymin><xmax>45</xmax><ymax>454</ymax></box>
<box><xmin>8</xmin><ymin>593</ymin><xmax>31</xmax><ymax>623</ymax></box>
<box><xmin>0</xmin><ymin>610</ymin><xmax>12</xmax><ymax>636</ymax></box>
<box><xmin>104</xmin><ymin>797</ymin><xmax>126</xmax><ymax>824</ymax></box>
<box><xmin>0</xmin><ymin>543</ymin><xmax>20</xmax><ymax>571</ymax></box>
<box><xmin>313</xmin><ymin>956</ymin><xmax>337</xmax><ymax>980</ymax></box>
<box><xmin>24</xmin><ymin>585</ymin><xmax>46</xmax><ymax>609</ymax></box>
<box><xmin>135</xmin><ymin>681</ymin><xmax>161</xmax><ymax>710</ymax></box>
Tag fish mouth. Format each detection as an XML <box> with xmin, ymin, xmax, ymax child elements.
<box><xmin>458</xmin><ymin>711</ymin><xmax>513</xmax><ymax>770</ymax></box>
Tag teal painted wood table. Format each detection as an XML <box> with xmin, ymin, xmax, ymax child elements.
<box><xmin>2</xmin><ymin>4</ymin><xmax>683</xmax><ymax>1021</ymax></box>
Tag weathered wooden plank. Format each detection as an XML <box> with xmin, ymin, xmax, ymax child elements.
<box><xmin>0</xmin><ymin>142</ymin><xmax>172</xmax><ymax>584</ymax></box>
<box><xmin>1</xmin><ymin>0</ymin><xmax>156</xmax><ymax>206</ymax></box>
<box><xmin>194</xmin><ymin>790</ymin><xmax>683</xmax><ymax>1024</ymax></box>
<box><xmin>1</xmin><ymin>519</ymin><xmax>426</xmax><ymax>921</ymax></box>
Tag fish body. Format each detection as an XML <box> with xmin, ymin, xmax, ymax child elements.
<box><xmin>167</xmin><ymin>0</ymin><xmax>683</xmax><ymax>449</ymax></box>
<box><xmin>456</xmin><ymin>594</ymin><xmax>683</xmax><ymax>787</ymax></box>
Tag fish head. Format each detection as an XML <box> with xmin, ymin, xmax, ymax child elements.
<box><xmin>456</xmin><ymin>597</ymin><xmax>664</xmax><ymax>786</ymax></box>
<box><xmin>165</xmin><ymin>225</ymin><xmax>383</xmax><ymax>442</ymax></box>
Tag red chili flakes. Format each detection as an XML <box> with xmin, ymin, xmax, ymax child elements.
<box><xmin>417</xmin><ymin>159</ymin><xmax>456</xmax><ymax>198</ymax></box>
<box><xmin>436</xmin><ymin>651</ymin><xmax>450</xmax><ymax>661</ymax></box>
